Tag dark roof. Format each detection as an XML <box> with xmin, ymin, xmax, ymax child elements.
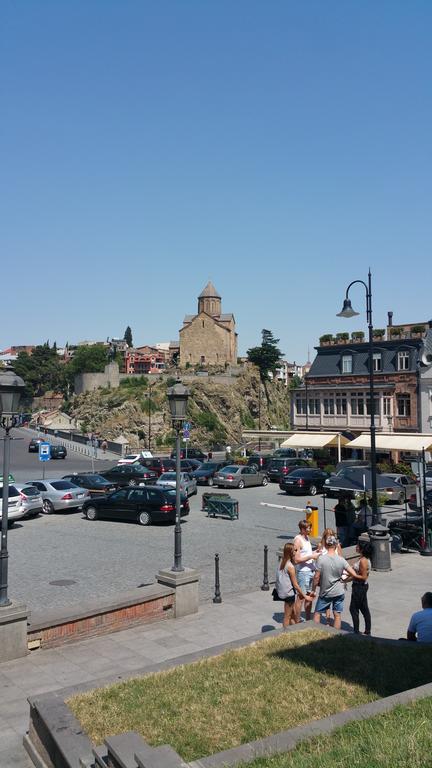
<box><xmin>308</xmin><ymin>339</ymin><xmax>423</xmax><ymax>378</ymax></box>
<box><xmin>199</xmin><ymin>281</ymin><xmax>221</xmax><ymax>299</ymax></box>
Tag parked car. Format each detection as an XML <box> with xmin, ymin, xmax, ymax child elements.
<box><xmin>273</xmin><ymin>448</ymin><xmax>297</xmax><ymax>458</ymax></box>
<box><xmin>279</xmin><ymin>468</ymin><xmax>329</xmax><ymax>496</ymax></box>
<box><xmin>117</xmin><ymin>451</ymin><xmax>153</xmax><ymax>465</ymax></box>
<box><xmin>28</xmin><ymin>437</ymin><xmax>45</xmax><ymax>453</ymax></box>
<box><xmin>82</xmin><ymin>486</ymin><xmax>190</xmax><ymax>526</ymax></box>
<box><xmin>13</xmin><ymin>483</ymin><xmax>43</xmax><ymax>518</ymax></box>
<box><xmin>100</xmin><ymin>464</ymin><xmax>158</xmax><ymax>487</ymax></box>
<box><xmin>0</xmin><ymin>484</ymin><xmax>35</xmax><ymax>524</ymax></box>
<box><xmin>380</xmin><ymin>474</ymin><xmax>418</xmax><ymax>504</ymax></box>
<box><xmin>323</xmin><ymin>468</ymin><xmax>407</xmax><ymax>501</ymax></box>
<box><xmin>213</xmin><ymin>465</ymin><xmax>268</xmax><ymax>489</ymax></box>
<box><xmin>267</xmin><ymin>458</ymin><xmax>311</xmax><ymax>483</ymax></box>
<box><xmin>24</xmin><ymin>479</ymin><xmax>90</xmax><ymax>514</ymax></box>
<box><xmin>192</xmin><ymin>461</ymin><xmax>230</xmax><ymax>486</ymax></box>
<box><xmin>139</xmin><ymin>457</ymin><xmax>176</xmax><ymax>476</ymax></box>
<box><xmin>50</xmin><ymin>445</ymin><xmax>67</xmax><ymax>459</ymax></box>
<box><xmin>247</xmin><ymin>455</ymin><xmax>274</xmax><ymax>471</ymax></box>
<box><xmin>62</xmin><ymin>473</ymin><xmax>117</xmax><ymax>497</ymax></box>
<box><xmin>180</xmin><ymin>459</ymin><xmax>203</xmax><ymax>472</ymax></box>
<box><xmin>156</xmin><ymin>471</ymin><xmax>197</xmax><ymax>496</ymax></box>
<box><xmin>171</xmin><ymin>448</ymin><xmax>207</xmax><ymax>461</ymax></box>
<box><xmin>335</xmin><ymin>460</ymin><xmax>371</xmax><ymax>473</ymax></box>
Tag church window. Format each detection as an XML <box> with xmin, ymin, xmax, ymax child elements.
<box><xmin>202</xmin><ymin>320</ymin><xmax>205</xmax><ymax>328</ymax></box>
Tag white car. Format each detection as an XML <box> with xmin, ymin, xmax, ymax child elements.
<box><xmin>156</xmin><ymin>472</ymin><xmax>197</xmax><ymax>497</ymax></box>
<box><xmin>13</xmin><ymin>483</ymin><xmax>43</xmax><ymax>518</ymax></box>
<box><xmin>0</xmin><ymin>484</ymin><xmax>28</xmax><ymax>526</ymax></box>
<box><xmin>118</xmin><ymin>451</ymin><xmax>153</xmax><ymax>465</ymax></box>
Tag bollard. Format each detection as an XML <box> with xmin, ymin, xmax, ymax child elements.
<box><xmin>261</xmin><ymin>544</ymin><xmax>269</xmax><ymax>590</ymax></box>
<box><xmin>213</xmin><ymin>553</ymin><xmax>222</xmax><ymax>603</ymax></box>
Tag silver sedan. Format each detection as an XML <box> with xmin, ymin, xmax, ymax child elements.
<box><xmin>214</xmin><ymin>465</ymin><xmax>269</xmax><ymax>489</ymax></box>
<box><xmin>156</xmin><ymin>472</ymin><xmax>198</xmax><ymax>497</ymax></box>
<box><xmin>25</xmin><ymin>479</ymin><xmax>90</xmax><ymax>514</ymax></box>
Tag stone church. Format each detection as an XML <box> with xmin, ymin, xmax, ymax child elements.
<box><xmin>179</xmin><ymin>282</ymin><xmax>238</xmax><ymax>367</ymax></box>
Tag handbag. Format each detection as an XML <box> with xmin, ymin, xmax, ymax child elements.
<box><xmin>272</xmin><ymin>587</ymin><xmax>283</xmax><ymax>601</ymax></box>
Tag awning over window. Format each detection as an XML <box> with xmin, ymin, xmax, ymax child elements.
<box><xmin>346</xmin><ymin>433</ymin><xmax>432</xmax><ymax>452</ymax></box>
<box><xmin>280</xmin><ymin>432</ymin><xmax>351</xmax><ymax>449</ymax></box>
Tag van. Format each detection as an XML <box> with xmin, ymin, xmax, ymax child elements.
<box><xmin>247</xmin><ymin>455</ymin><xmax>273</xmax><ymax>471</ymax></box>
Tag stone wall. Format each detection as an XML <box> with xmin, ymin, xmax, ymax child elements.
<box><xmin>74</xmin><ymin>362</ymin><xmax>120</xmax><ymax>395</ymax></box>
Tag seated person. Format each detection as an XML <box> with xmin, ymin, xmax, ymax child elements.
<box><xmin>407</xmin><ymin>592</ymin><xmax>432</xmax><ymax>643</ymax></box>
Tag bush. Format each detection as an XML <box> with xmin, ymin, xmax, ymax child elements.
<box><xmin>241</xmin><ymin>410</ymin><xmax>256</xmax><ymax>428</ymax></box>
<box><xmin>324</xmin><ymin>464</ymin><xmax>336</xmax><ymax>474</ymax></box>
<box><xmin>196</xmin><ymin>411</ymin><xmax>219</xmax><ymax>431</ymax></box>
<box><xmin>336</xmin><ymin>332</ymin><xmax>349</xmax><ymax>341</ymax></box>
<box><xmin>372</xmin><ymin>328</ymin><xmax>385</xmax><ymax>337</ymax></box>
<box><xmin>319</xmin><ymin>334</ymin><xmax>334</xmax><ymax>343</ymax></box>
<box><xmin>165</xmin><ymin>377</ymin><xmax>177</xmax><ymax>388</ymax></box>
<box><xmin>412</xmin><ymin>325</ymin><xmax>426</xmax><ymax>334</ymax></box>
<box><xmin>351</xmin><ymin>331</ymin><xmax>365</xmax><ymax>339</ymax></box>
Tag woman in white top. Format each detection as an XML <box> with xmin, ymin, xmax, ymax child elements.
<box><xmin>277</xmin><ymin>543</ymin><xmax>312</xmax><ymax>628</ymax></box>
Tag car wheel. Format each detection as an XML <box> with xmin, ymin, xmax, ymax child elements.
<box><xmin>238</xmin><ymin>480</ymin><xmax>245</xmax><ymax>489</ymax></box>
<box><xmin>262</xmin><ymin>476</ymin><xmax>268</xmax><ymax>486</ymax></box>
<box><xmin>309</xmin><ymin>484</ymin><xmax>318</xmax><ymax>496</ymax></box>
<box><xmin>7</xmin><ymin>520</ymin><xmax>15</xmax><ymax>528</ymax></box>
<box><xmin>138</xmin><ymin>510</ymin><xmax>151</xmax><ymax>526</ymax></box>
<box><xmin>207</xmin><ymin>477</ymin><xmax>214</xmax><ymax>487</ymax></box>
<box><xmin>86</xmin><ymin>506</ymin><xmax>98</xmax><ymax>521</ymax></box>
<box><xmin>391</xmin><ymin>533</ymin><xmax>403</xmax><ymax>553</ymax></box>
<box><xmin>128</xmin><ymin>479</ymin><xmax>137</xmax><ymax>486</ymax></box>
<box><xmin>42</xmin><ymin>499</ymin><xmax>54</xmax><ymax>514</ymax></box>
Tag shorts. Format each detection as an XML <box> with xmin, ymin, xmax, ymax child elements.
<box><xmin>315</xmin><ymin>593</ymin><xmax>345</xmax><ymax>614</ymax></box>
<box><xmin>296</xmin><ymin>570</ymin><xmax>314</xmax><ymax>595</ymax></box>
<box><xmin>283</xmin><ymin>595</ymin><xmax>295</xmax><ymax>605</ymax></box>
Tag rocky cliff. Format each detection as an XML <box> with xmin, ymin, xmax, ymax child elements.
<box><xmin>65</xmin><ymin>367</ymin><xmax>291</xmax><ymax>451</ymax></box>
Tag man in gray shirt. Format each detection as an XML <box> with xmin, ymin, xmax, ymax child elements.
<box><xmin>311</xmin><ymin>534</ymin><xmax>361</xmax><ymax>630</ymax></box>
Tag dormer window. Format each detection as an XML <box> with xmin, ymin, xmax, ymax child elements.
<box><xmin>342</xmin><ymin>354</ymin><xmax>352</xmax><ymax>374</ymax></box>
<box><xmin>373</xmin><ymin>353</ymin><xmax>382</xmax><ymax>372</ymax></box>
<box><xmin>398</xmin><ymin>351</ymin><xmax>410</xmax><ymax>371</ymax></box>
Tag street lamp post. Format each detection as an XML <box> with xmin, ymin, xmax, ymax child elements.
<box><xmin>337</xmin><ymin>269</ymin><xmax>379</xmax><ymax>524</ymax></box>
<box><xmin>147</xmin><ymin>383</ymin><xmax>154</xmax><ymax>452</ymax></box>
<box><xmin>167</xmin><ymin>380</ymin><xmax>189</xmax><ymax>572</ymax></box>
<box><xmin>0</xmin><ymin>368</ymin><xmax>26</xmax><ymax>606</ymax></box>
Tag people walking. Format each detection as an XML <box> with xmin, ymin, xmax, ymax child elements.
<box><xmin>276</xmin><ymin>543</ymin><xmax>313</xmax><ymax>628</ymax></box>
<box><xmin>294</xmin><ymin>520</ymin><xmax>320</xmax><ymax>621</ymax></box>
<box><xmin>312</xmin><ymin>534</ymin><xmax>362</xmax><ymax>630</ymax></box>
<box><xmin>348</xmin><ymin>539</ymin><xmax>372</xmax><ymax>635</ymax></box>
<box><xmin>101</xmin><ymin>439</ymin><xmax>108</xmax><ymax>454</ymax></box>
<box><xmin>352</xmin><ymin>496</ymin><xmax>373</xmax><ymax>540</ymax></box>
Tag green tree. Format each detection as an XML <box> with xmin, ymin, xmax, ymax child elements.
<box><xmin>68</xmin><ymin>344</ymin><xmax>108</xmax><ymax>374</ymax></box>
<box><xmin>14</xmin><ymin>345</ymin><xmax>63</xmax><ymax>400</ymax></box>
<box><xmin>124</xmin><ymin>326</ymin><xmax>133</xmax><ymax>347</ymax></box>
<box><xmin>247</xmin><ymin>329</ymin><xmax>283</xmax><ymax>380</ymax></box>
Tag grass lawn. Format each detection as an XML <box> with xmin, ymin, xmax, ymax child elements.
<box><xmin>68</xmin><ymin>629</ymin><xmax>432</xmax><ymax>762</ymax></box>
<box><xmin>242</xmin><ymin>697</ymin><xmax>432</xmax><ymax>768</ymax></box>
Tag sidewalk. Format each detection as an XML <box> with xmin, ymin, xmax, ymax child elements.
<box><xmin>0</xmin><ymin>552</ymin><xmax>430</xmax><ymax>767</ymax></box>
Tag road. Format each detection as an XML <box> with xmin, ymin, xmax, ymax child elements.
<box><xmin>0</xmin><ymin>429</ymin><xmax>404</xmax><ymax>615</ymax></box>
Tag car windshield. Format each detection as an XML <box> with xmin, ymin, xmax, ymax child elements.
<box><xmin>159</xmin><ymin>473</ymin><xmax>176</xmax><ymax>481</ymax></box>
<box><xmin>21</xmin><ymin>486</ymin><xmax>40</xmax><ymax>496</ymax></box>
<box><xmin>50</xmin><ymin>481</ymin><xmax>76</xmax><ymax>490</ymax></box>
<box><xmin>123</xmin><ymin>455</ymin><xmax>138</xmax><ymax>461</ymax></box>
<box><xmin>86</xmin><ymin>475</ymin><xmax>111</xmax><ymax>486</ymax></box>
<box><xmin>219</xmin><ymin>465</ymin><xmax>238</xmax><ymax>474</ymax></box>
<box><xmin>289</xmin><ymin>469</ymin><xmax>312</xmax><ymax>477</ymax></box>
<box><xmin>269</xmin><ymin>459</ymin><xmax>284</xmax><ymax>468</ymax></box>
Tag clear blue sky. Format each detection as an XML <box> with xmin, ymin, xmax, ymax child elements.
<box><xmin>2</xmin><ymin>1</ymin><xmax>431</xmax><ymax>362</ymax></box>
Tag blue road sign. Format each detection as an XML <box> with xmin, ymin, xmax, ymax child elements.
<box><xmin>39</xmin><ymin>442</ymin><xmax>51</xmax><ymax>461</ymax></box>
<box><xmin>183</xmin><ymin>421</ymin><xmax>191</xmax><ymax>431</ymax></box>
<box><xmin>183</xmin><ymin>429</ymin><xmax>190</xmax><ymax>439</ymax></box>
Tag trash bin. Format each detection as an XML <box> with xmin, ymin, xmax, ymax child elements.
<box><xmin>305</xmin><ymin>503</ymin><xmax>319</xmax><ymax>538</ymax></box>
<box><xmin>369</xmin><ymin>524</ymin><xmax>392</xmax><ymax>572</ymax></box>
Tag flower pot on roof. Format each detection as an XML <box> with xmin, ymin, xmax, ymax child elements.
<box><xmin>411</xmin><ymin>325</ymin><xmax>426</xmax><ymax>338</ymax></box>
<box><xmin>319</xmin><ymin>334</ymin><xmax>334</xmax><ymax>346</ymax></box>
<box><xmin>351</xmin><ymin>331</ymin><xmax>365</xmax><ymax>342</ymax></box>
<box><xmin>390</xmin><ymin>327</ymin><xmax>402</xmax><ymax>339</ymax></box>
<box><xmin>372</xmin><ymin>329</ymin><xmax>385</xmax><ymax>341</ymax></box>
<box><xmin>336</xmin><ymin>332</ymin><xmax>350</xmax><ymax>344</ymax></box>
